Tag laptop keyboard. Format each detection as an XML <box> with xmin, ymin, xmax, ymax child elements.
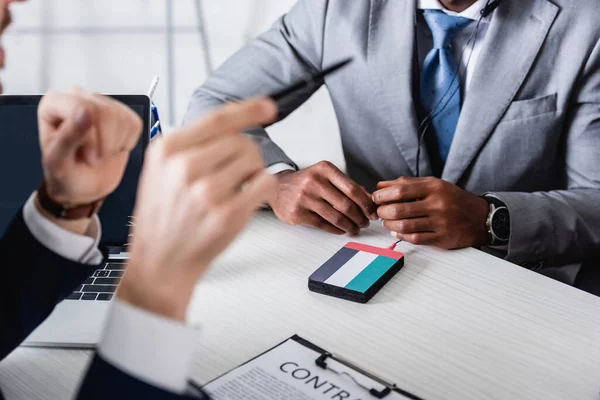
<box><xmin>66</xmin><ymin>262</ymin><xmax>126</xmax><ymax>301</ymax></box>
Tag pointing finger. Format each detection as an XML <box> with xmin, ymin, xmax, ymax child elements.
<box><xmin>164</xmin><ymin>98</ymin><xmax>277</xmax><ymax>156</ymax></box>
<box><xmin>231</xmin><ymin>171</ymin><xmax>277</xmax><ymax>220</ymax></box>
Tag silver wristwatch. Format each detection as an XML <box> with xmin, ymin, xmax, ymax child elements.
<box><xmin>484</xmin><ymin>195</ymin><xmax>510</xmax><ymax>246</ymax></box>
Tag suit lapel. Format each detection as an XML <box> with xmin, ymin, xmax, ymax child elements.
<box><xmin>442</xmin><ymin>0</ymin><xmax>559</xmax><ymax>184</ymax></box>
<box><xmin>368</xmin><ymin>0</ymin><xmax>427</xmax><ymax>176</ymax></box>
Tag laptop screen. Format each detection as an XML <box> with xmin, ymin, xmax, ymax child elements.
<box><xmin>0</xmin><ymin>95</ymin><xmax>150</xmax><ymax>247</ymax></box>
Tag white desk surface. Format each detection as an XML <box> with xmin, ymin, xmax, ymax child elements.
<box><xmin>1</xmin><ymin>212</ymin><xmax>600</xmax><ymax>400</ymax></box>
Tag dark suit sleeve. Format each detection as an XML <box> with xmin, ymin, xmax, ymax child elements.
<box><xmin>77</xmin><ymin>354</ymin><xmax>209</xmax><ymax>399</ymax></box>
<box><xmin>0</xmin><ymin>209</ymin><xmax>99</xmax><ymax>360</ymax></box>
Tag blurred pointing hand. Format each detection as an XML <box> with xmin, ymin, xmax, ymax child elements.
<box><xmin>118</xmin><ymin>98</ymin><xmax>278</xmax><ymax>321</ymax></box>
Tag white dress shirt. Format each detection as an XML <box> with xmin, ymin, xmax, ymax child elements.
<box><xmin>270</xmin><ymin>0</ymin><xmax>493</xmax><ymax>174</ymax></box>
<box><xmin>22</xmin><ymin>194</ymin><xmax>104</xmax><ymax>265</ymax></box>
<box><xmin>23</xmin><ymin>194</ymin><xmax>196</xmax><ymax>395</ymax></box>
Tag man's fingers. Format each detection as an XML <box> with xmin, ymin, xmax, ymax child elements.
<box><xmin>168</xmin><ymin>137</ymin><xmax>248</xmax><ymax>193</ymax></box>
<box><xmin>377</xmin><ymin>200</ymin><xmax>429</xmax><ymax>220</ymax></box>
<box><xmin>327</xmin><ymin>165</ymin><xmax>378</xmax><ymax>220</ymax></box>
<box><xmin>173</xmin><ymin>137</ymin><xmax>263</xmax><ymax>207</ymax></box>
<box><xmin>319</xmin><ymin>181</ymin><xmax>369</xmax><ymax>229</ymax></box>
<box><xmin>304</xmin><ymin>212</ymin><xmax>346</xmax><ymax>235</ymax></box>
<box><xmin>376</xmin><ymin>177</ymin><xmax>430</xmax><ymax>190</ymax></box>
<box><xmin>165</xmin><ymin>98</ymin><xmax>277</xmax><ymax>156</ymax></box>
<box><xmin>43</xmin><ymin>106</ymin><xmax>93</xmax><ymax>169</ymax></box>
<box><xmin>307</xmin><ymin>197</ymin><xmax>360</xmax><ymax>235</ymax></box>
<box><xmin>177</xmin><ymin>134</ymin><xmax>251</xmax><ymax>178</ymax></box>
<box><xmin>197</xmin><ymin>97</ymin><xmax>276</xmax><ymax>134</ymax></box>
<box><xmin>383</xmin><ymin>218</ymin><xmax>434</xmax><ymax>235</ymax></box>
<box><xmin>79</xmin><ymin>92</ymin><xmax>142</xmax><ymax>156</ymax></box>
<box><xmin>212</xmin><ymin>143</ymin><xmax>265</xmax><ymax>199</ymax></box>
<box><xmin>373</xmin><ymin>181</ymin><xmax>430</xmax><ymax>205</ymax></box>
<box><xmin>232</xmin><ymin>171</ymin><xmax>277</xmax><ymax>216</ymax></box>
<box><xmin>395</xmin><ymin>232</ymin><xmax>438</xmax><ymax>246</ymax></box>
<box><xmin>376</xmin><ymin>181</ymin><xmax>395</xmax><ymax>190</ymax></box>
<box><xmin>38</xmin><ymin>91</ymin><xmax>94</xmax><ymax>127</ymax></box>
<box><xmin>40</xmin><ymin>90</ymin><xmax>142</xmax><ymax>159</ymax></box>
<box><xmin>68</xmin><ymin>86</ymin><xmax>85</xmax><ymax>96</ymax></box>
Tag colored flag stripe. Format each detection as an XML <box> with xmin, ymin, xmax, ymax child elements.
<box><xmin>345</xmin><ymin>256</ymin><xmax>398</xmax><ymax>293</ymax></box>
<box><xmin>324</xmin><ymin>251</ymin><xmax>378</xmax><ymax>288</ymax></box>
<box><xmin>345</xmin><ymin>242</ymin><xmax>403</xmax><ymax>260</ymax></box>
<box><xmin>309</xmin><ymin>246</ymin><xmax>358</xmax><ymax>283</ymax></box>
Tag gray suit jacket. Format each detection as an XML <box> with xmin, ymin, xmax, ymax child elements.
<box><xmin>184</xmin><ymin>0</ymin><xmax>600</xmax><ymax>284</ymax></box>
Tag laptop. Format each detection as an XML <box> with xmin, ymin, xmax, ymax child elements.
<box><xmin>0</xmin><ymin>94</ymin><xmax>150</xmax><ymax>348</ymax></box>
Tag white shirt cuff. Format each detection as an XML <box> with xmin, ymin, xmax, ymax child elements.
<box><xmin>22</xmin><ymin>193</ymin><xmax>103</xmax><ymax>265</ymax></box>
<box><xmin>266</xmin><ymin>162</ymin><xmax>296</xmax><ymax>175</ymax></box>
<box><xmin>98</xmin><ymin>300</ymin><xmax>198</xmax><ymax>394</ymax></box>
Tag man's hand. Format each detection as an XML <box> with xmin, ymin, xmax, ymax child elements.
<box><xmin>268</xmin><ymin>162</ymin><xmax>378</xmax><ymax>236</ymax></box>
<box><xmin>373</xmin><ymin>177</ymin><xmax>489</xmax><ymax>249</ymax></box>
<box><xmin>39</xmin><ymin>89</ymin><xmax>142</xmax><ymax>205</ymax></box>
<box><xmin>36</xmin><ymin>89</ymin><xmax>142</xmax><ymax>234</ymax></box>
<box><xmin>118</xmin><ymin>98</ymin><xmax>278</xmax><ymax>322</ymax></box>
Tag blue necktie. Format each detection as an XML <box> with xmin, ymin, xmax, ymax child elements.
<box><xmin>420</xmin><ymin>10</ymin><xmax>471</xmax><ymax>164</ymax></box>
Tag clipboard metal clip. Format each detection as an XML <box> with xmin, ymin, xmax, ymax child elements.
<box><xmin>315</xmin><ymin>352</ymin><xmax>396</xmax><ymax>399</ymax></box>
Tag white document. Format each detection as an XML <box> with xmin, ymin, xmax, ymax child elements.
<box><xmin>203</xmin><ymin>337</ymin><xmax>418</xmax><ymax>400</ymax></box>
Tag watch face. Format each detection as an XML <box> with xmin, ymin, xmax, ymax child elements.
<box><xmin>492</xmin><ymin>208</ymin><xmax>510</xmax><ymax>241</ymax></box>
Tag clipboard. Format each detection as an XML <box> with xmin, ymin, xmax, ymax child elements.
<box><xmin>191</xmin><ymin>335</ymin><xmax>426</xmax><ymax>400</ymax></box>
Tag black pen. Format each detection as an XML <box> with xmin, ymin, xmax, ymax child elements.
<box><xmin>268</xmin><ymin>57</ymin><xmax>354</xmax><ymax>103</ymax></box>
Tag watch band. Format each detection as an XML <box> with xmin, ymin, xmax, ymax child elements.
<box><xmin>37</xmin><ymin>179</ymin><xmax>103</xmax><ymax>220</ymax></box>
<box><xmin>483</xmin><ymin>193</ymin><xmax>505</xmax><ymax>208</ymax></box>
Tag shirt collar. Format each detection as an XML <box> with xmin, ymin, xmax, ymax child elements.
<box><xmin>417</xmin><ymin>0</ymin><xmax>491</xmax><ymax>22</ymax></box>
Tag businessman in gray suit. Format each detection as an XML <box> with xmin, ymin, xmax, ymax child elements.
<box><xmin>184</xmin><ymin>0</ymin><xmax>600</xmax><ymax>285</ymax></box>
